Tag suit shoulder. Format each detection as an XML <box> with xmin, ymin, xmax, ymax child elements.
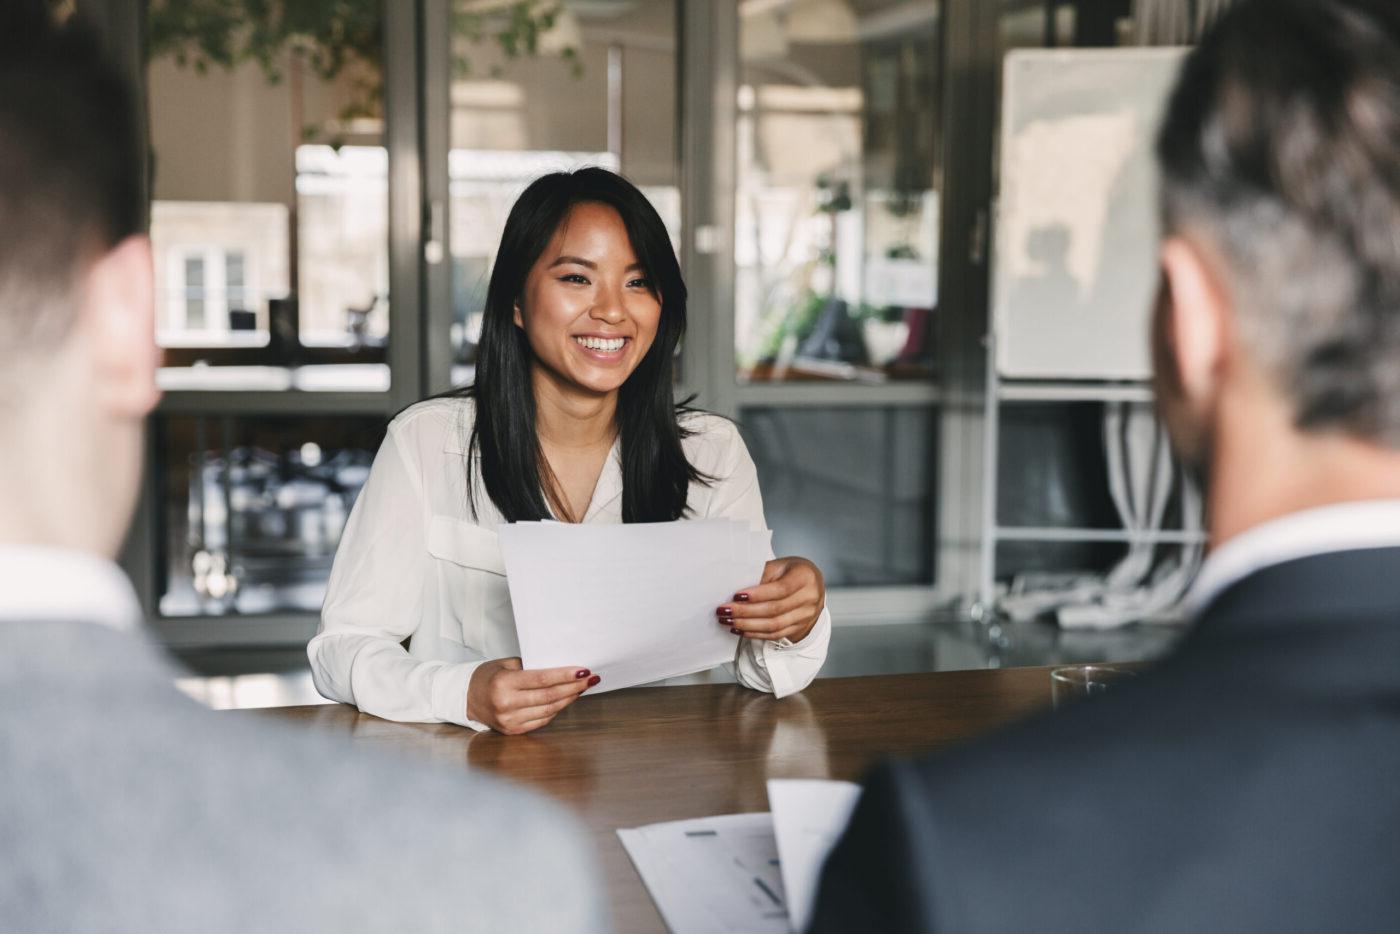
<box><xmin>182</xmin><ymin>708</ymin><xmax>602</xmax><ymax>928</ymax></box>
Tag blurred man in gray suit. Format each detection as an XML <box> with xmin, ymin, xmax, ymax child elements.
<box><xmin>0</xmin><ymin>5</ymin><xmax>603</xmax><ymax>932</ymax></box>
<box><xmin>811</xmin><ymin>1</ymin><xmax>1400</xmax><ymax>931</ymax></box>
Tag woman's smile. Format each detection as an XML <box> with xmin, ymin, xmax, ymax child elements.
<box><xmin>571</xmin><ymin>333</ymin><xmax>630</xmax><ymax>361</ymax></box>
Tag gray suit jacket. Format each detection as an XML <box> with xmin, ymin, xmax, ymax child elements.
<box><xmin>0</xmin><ymin>620</ymin><xmax>605</xmax><ymax>933</ymax></box>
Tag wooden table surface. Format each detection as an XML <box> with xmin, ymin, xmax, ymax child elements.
<box><xmin>259</xmin><ymin>667</ymin><xmax>1058</xmax><ymax>932</ymax></box>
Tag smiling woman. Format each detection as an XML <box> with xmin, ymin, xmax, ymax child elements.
<box><xmin>307</xmin><ymin>167</ymin><xmax>833</xmax><ymax>735</ymax></box>
<box><xmin>468</xmin><ymin>169</ymin><xmax>696</xmax><ymax>528</ymax></box>
<box><xmin>507</xmin><ymin>199</ymin><xmax>667</xmax><ymax>522</ymax></box>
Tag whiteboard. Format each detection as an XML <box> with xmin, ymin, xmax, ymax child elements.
<box><xmin>992</xmin><ymin>47</ymin><xmax>1187</xmax><ymax>380</ymax></box>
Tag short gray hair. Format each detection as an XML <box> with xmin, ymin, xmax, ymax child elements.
<box><xmin>1157</xmin><ymin>0</ymin><xmax>1400</xmax><ymax>445</ymax></box>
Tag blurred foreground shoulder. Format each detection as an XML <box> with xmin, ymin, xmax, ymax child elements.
<box><xmin>191</xmin><ymin>709</ymin><xmax>607</xmax><ymax>933</ymax></box>
<box><xmin>0</xmin><ymin>621</ymin><xmax>606</xmax><ymax>934</ymax></box>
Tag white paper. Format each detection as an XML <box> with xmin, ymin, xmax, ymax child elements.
<box><xmin>496</xmin><ymin>519</ymin><xmax>770</xmax><ymax>691</ymax></box>
<box><xmin>618</xmin><ymin>813</ymin><xmax>789</xmax><ymax>934</ymax></box>
<box><xmin>767</xmin><ymin>779</ymin><xmax>863</xmax><ymax>933</ymax></box>
<box><xmin>616</xmin><ymin>782</ymin><xmax>863</xmax><ymax>934</ymax></box>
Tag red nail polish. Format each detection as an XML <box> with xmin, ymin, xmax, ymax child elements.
<box><xmin>731</xmin><ymin>628</ymin><xmax>742</xmax><ymax>636</ymax></box>
<box><xmin>717</xmin><ymin>606</ymin><xmax>733</xmax><ymax>618</ymax></box>
<box><xmin>717</xmin><ymin>618</ymin><xmax>732</xmax><ymax>625</ymax></box>
<box><xmin>586</xmin><ymin>675</ymin><xmax>601</xmax><ymax>687</ymax></box>
<box><xmin>574</xmin><ymin>669</ymin><xmax>590</xmax><ymax>679</ymax></box>
<box><xmin>734</xmin><ymin>593</ymin><xmax>750</xmax><ymax>602</ymax></box>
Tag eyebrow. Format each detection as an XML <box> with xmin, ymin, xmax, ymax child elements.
<box><xmin>549</xmin><ymin>255</ymin><xmax>645</xmax><ymax>273</ymax></box>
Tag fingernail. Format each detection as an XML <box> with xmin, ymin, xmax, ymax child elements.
<box><xmin>734</xmin><ymin>593</ymin><xmax>750</xmax><ymax>602</ymax></box>
<box><xmin>574</xmin><ymin>669</ymin><xmax>590</xmax><ymax>679</ymax></box>
<box><xmin>717</xmin><ymin>606</ymin><xmax>733</xmax><ymax>618</ymax></box>
<box><xmin>730</xmin><ymin>628</ymin><xmax>742</xmax><ymax>636</ymax></box>
<box><xmin>586</xmin><ymin>675</ymin><xmax>601</xmax><ymax>687</ymax></box>
<box><xmin>717</xmin><ymin>617</ymin><xmax>732</xmax><ymax>625</ymax></box>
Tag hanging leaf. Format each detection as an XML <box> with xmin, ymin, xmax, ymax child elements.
<box><xmin>147</xmin><ymin>0</ymin><xmax>584</xmax><ymax>139</ymax></box>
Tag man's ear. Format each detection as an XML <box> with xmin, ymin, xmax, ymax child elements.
<box><xmin>81</xmin><ymin>235</ymin><xmax>161</xmax><ymax>419</ymax></box>
<box><xmin>1159</xmin><ymin>236</ymin><xmax>1231</xmax><ymax>410</ymax></box>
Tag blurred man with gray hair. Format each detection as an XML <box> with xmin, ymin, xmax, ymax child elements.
<box><xmin>0</xmin><ymin>4</ymin><xmax>602</xmax><ymax>931</ymax></box>
<box><xmin>812</xmin><ymin>1</ymin><xmax>1400</xmax><ymax>930</ymax></box>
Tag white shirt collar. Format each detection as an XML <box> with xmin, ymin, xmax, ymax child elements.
<box><xmin>0</xmin><ymin>544</ymin><xmax>142</xmax><ymax>631</ymax></box>
<box><xmin>1184</xmin><ymin>498</ymin><xmax>1400</xmax><ymax>613</ymax></box>
<box><xmin>582</xmin><ymin>438</ymin><xmax>624</xmax><ymax>523</ymax></box>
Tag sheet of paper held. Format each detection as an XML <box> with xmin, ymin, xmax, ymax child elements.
<box><xmin>767</xmin><ymin>779</ymin><xmax>863</xmax><ymax>933</ymax></box>
<box><xmin>496</xmin><ymin>518</ymin><xmax>772</xmax><ymax>692</ymax></box>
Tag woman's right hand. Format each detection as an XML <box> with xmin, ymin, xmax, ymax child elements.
<box><xmin>467</xmin><ymin>657</ymin><xmax>600</xmax><ymax>735</ymax></box>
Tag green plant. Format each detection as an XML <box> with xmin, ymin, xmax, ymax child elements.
<box><xmin>453</xmin><ymin>2</ymin><xmax>581</xmax><ymax>77</ymax></box>
<box><xmin>814</xmin><ymin>174</ymin><xmax>853</xmax><ymax>213</ymax></box>
<box><xmin>146</xmin><ymin>0</ymin><xmax>580</xmax><ymax>141</ymax></box>
<box><xmin>752</xmin><ymin>291</ymin><xmax>824</xmax><ymax>364</ymax></box>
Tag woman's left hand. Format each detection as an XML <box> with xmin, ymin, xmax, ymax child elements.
<box><xmin>717</xmin><ymin>556</ymin><xmax>825</xmax><ymax>645</ymax></box>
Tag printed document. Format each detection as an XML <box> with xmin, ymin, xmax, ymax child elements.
<box><xmin>617</xmin><ymin>779</ymin><xmax>862</xmax><ymax>933</ymax></box>
<box><xmin>618</xmin><ymin>813</ymin><xmax>789</xmax><ymax>934</ymax></box>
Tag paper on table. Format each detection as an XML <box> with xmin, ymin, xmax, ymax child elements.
<box><xmin>617</xmin><ymin>813</ymin><xmax>789</xmax><ymax>934</ymax></box>
<box><xmin>616</xmin><ymin>782</ymin><xmax>862</xmax><ymax>934</ymax></box>
<box><xmin>496</xmin><ymin>518</ymin><xmax>771</xmax><ymax>691</ymax></box>
<box><xmin>767</xmin><ymin>779</ymin><xmax>863</xmax><ymax>933</ymax></box>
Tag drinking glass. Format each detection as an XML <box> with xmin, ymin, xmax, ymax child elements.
<box><xmin>1050</xmin><ymin>665</ymin><xmax>1138</xmax><ymax>708</ymax></box>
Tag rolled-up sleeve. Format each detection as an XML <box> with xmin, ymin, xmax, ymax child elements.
<box><xmin>307</xmin><ymin>423</ymin><xmax>487</xmax><ymax>729</ymax></box>
<box><xmin>702</xmin><ymin>421</ymin><xmax>831</xmax><ymax>697</ymax></box>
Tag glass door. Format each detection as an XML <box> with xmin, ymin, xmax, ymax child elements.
<box><xmin>128</xmin><ymin>0</ymin><xmax>420</xmax><ymax>645</ymax></box>
<box><xmin>731</xmin><ymin>0</ymin><xmax>946</xmax><ymax>606</ymax></box>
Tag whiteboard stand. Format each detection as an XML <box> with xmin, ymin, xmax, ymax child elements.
<box><xmin>973</xmin><ymin>339</ymin><xmax>1207</xmax><ymax>622</ymax></box>
<box><xmin>973</xmin><ymin>48</ymin><xmax>1205</xmax><ymax>626</ymax></box>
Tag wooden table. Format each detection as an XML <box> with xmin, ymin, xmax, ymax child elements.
<box><xmin>260</xmin><ymin>667</ymin><xmax>1057</xmax><ymax>931</ymax></box>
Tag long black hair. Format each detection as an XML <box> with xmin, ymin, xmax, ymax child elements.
<box><xmin>455</xmin><ymin>166</ymin><xmax>707</xmax><ymax>523</ymax></box>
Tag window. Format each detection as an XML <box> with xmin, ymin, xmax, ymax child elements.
<box><xmin>736</xmin><ymin>1</ymin><xmax>942</xmax><ymax>385</ymax></box>
<box><xmin>146</xmin><ymin>1</ymin><xmax>391</xmax><ymax>390</ymax></box>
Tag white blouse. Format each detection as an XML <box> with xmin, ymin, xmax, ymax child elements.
<box><xmin>308</xmin><ymin>397</ymin><xmax>832</xmax><ymax>731</ymax></box>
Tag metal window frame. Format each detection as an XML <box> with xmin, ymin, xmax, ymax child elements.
<box><xmin>677</xmin><ymin>0</ymin><xmax>739</xmax><ymax>416</ymax></box>
<box><xmin>930</xmin><ymin>0</ymin><xmax>1000</xmax><ymax>611</ymax></box>
<box><xmin>420</xmin><ymin>0</ymin><xmax>455</xmax><ymax>398</ymax></box>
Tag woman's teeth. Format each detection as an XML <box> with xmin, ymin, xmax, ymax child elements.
<box><xmin>574</xmin><ymin>336</ymin><xmax>626</xmax><ymax>352</ymax></box>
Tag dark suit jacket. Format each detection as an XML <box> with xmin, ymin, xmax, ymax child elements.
<box><xmin>0</xmin><ymin>620</ymin><xmax>604</xmax><ymax>933</ymax></box>
<box><xmin>810</xmin><ymin>547</ymin><xmax>1400</xmax><ymax>934</ymax></box>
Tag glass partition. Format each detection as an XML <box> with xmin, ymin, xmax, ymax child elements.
<box><xmin>156</xmin><ymin>416</ymin><xmax>387</xmax><ymax>618</ymax></box>
<box><xmin>735</xmin><ymin>1</ymin><xmax>944</xmax><ymax>384</ymax></box>
<box><xmin>145</xmin><ymin>2</ymin><xmax>390</xmax><ymax>392</ymax></box>
<box><xmin>738</xmin><ymin>406</ymin><xmax>935</xmax><ymax>586</ymax></box>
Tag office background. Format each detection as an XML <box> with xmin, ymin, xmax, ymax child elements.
<box><xmin>68</xmin><ymin>1</ymin><xmax>1192</xmax><ymax>675</ymax></box>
